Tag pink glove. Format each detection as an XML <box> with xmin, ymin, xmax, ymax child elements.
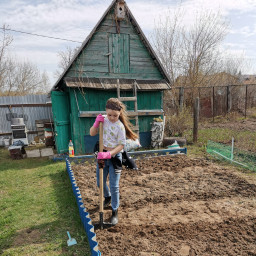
<box><xmin>97</xmin><ymin>152</ymin><xmax>111</xmax><ymax>159</ymax></box>
<box><xmin>93</xmin><ymin>114</ymin><xmax>104</xmax><ymax>128</ymax></box>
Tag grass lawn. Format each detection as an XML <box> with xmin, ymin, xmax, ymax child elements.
<box><xmin>185</xmin><ymin>125</ymin><xmax>256</xmax><ymax>157</ymax></box>
<box><xmin>0</xmin><ymin>148</ymin><xmax>91</xmax><ymax>256</ymax></box>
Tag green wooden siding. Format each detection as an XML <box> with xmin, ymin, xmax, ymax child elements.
<box><xmin>51</xmin><ymin>91</ymin><xmax>71</xmax><ymax>154</ymax></box>
<box><xmin>68</xmin><ymin>88</ymin><xmax>117</xmax><ymax>153</ymax></box>
<box><xmin>57</xmin><ymin>5</ymin><xmax>167</xmax><ymax>154</ymax></box>
<box><xmin>66</xmin><ymin>88</ymin><xmax>163</xmax><ymax>154</ymax></box>
<box><xmin>66</xmin><ymin>7</ymin><xmax>163</xmax><ymax>80</ymax></box>
<box><xmin>109</xmin><ymin>33</ymin><xmax>130</xmax><ymax>73</ymax></box>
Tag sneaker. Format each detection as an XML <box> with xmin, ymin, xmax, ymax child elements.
<box><xmin>104</xmin><ymin>196</ymin><xmax>111</xmax><ymax>208</ymax></box>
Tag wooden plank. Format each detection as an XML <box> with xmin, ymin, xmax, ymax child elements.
<box><xmin>108</xmin><ymin>33</ymin><xmax>113</xmax><ymax>73</ymax></box>
<box><xmin>130</xmin><ymin>49</ymin><xmax>151</xmax><ymax>58</ymax></box>
<box><xmin>83</xmin><ymin>44</ymin><xmax>108</xmax><ymax>52</ymax></box>
<box><xmin>129</xmin><ymin>148</ymin><xmax>187</xmax><ymax>156</ymax></box>
<box><xmin>79</xmin><ymin>55</ymin><xmax>109</xmax><ymax>61</ymax></box>
<box><xmin>88</xmin><ymin>34</ymin><xmax>108</xmax><ymax>41</ymax></box>
<box><xmin>75</xmin><ymin>58</ymin><xmax>108</xmax><ymax>66</ymax></box>
<box><xmin>130</xmin><ymin>37</ymin><xmax>146</xmax><ymax>43</ymax></box>
<box><xmin>103</xmin><ymin>13</ymin><xmax>115</xmax><ymax>20</ymax></box>
<box><xmin>97</xmin><ymin>25</ymin><xmax>135</xmax><ymax>34</ymax></box>
<box><xmin>0</xmin><ymin>103</ymin><xmax>51</xmax><ymax>108</ymax></box>
<box><xmin>113</xmin><ymin>34</ymin><xmax>120</xmax><ymax>73</ymax></box>
<box><xmin>79</xmin><ymin>110</ymin><xmax>163</xmax><ymax>117</ymax></box>
<box><xmin>130</xmin><ymin>42</ymin><xmax>147</xmax><ymax>51</ymax></box>
<box><xmin>103</xmin><ymin>19</ymin><xmax>132</xmax><ymax>28</ymax></box>
<box><xmin>119</xmin><ymin>34</ymin><xmax>124</xmax><ymax>73</ymax></box>
<box><xmin>130</xmin><ymin>65</ymin><xmax>161</xmax><ymax>72</ymax></box>
<box><xmin>66</xmin><ymin>70</ymin><xmax>164</xmax><ymax>80</ymax></box>
<box><xmin>85</xmin><ymin>39</ymin><xmax>108</xmax><ymax>47</ymax></box>
<box><xmin>130</xmin><ymin>46</ymin><xmax>150</xmax><ymax>55</ymax></box>
<box><xmin>137</xmin><ymin>111</ymin><xmax>163</xmax><ymax>116</ymax></box>
<box><xmin>119</xmin><ymin>96</ymin><xmax>137</xmax><ymax>101</ymax></box>
<box><xmin>70</xmin><ymin>64</ymin><xmax>109</xmax><ymax>73</ymax></box>
<box><xmin>130</xmin><ymin>56</ymin><xmax>154</xmax><ymax>62</ymax></box>
<box><xmin>130</xmin><ymin>67</ymin><xmax>162</xmax><ymax>76</ymax></box>
<box><xmin>81</xmin><ymin>63</ymin><xmax>109</xmax><ymax>69</ymax></box>
<box><xmin>81</xmin><ymin>50</ymin><xmax>109</xmax><ymax>57</ymax></box>
<box><xmin>130</xmin><ymin>34</ymin><xmax>144</xmax><ymax>40</ymax></box>
<box><xmin>130</xmin><ymin>61</ymin><xmax>156</xmax><ymax>68</ymax></box>
<box><xmin>123</xmin><ymin>34</ymin><xmax>130</xmax><ymax>73</ymax></box>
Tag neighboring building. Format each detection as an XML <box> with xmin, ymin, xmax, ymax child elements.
<box><xmin>240</xmin><ymin>74</ymin><xmax>256</xmax><ymax>85</ymax></box>
<box><xmin>51</xmin><ymin>0</ymin><xmax>171</xmax><ymax>154</ymax></box>
<box><xmin>0</xmin><ymin>94</ymin><xmax>52</xmax><ymax>144</ymax></box>
<box><xmin>175</xmin><ymin>72</ymin><xmax>240</xmax><ymax>88</ymax></box>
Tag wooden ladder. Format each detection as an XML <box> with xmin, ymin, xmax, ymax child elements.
<box><xmin>117</xmin><ymin>79</ymin><xmax>139</xmax><ymax>135</ymax></box>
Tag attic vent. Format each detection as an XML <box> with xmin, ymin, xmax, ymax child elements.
<box><xmin>116</xmin><ymin>2</ymin><xmax>125</xmax><ymax>20</ymax></box>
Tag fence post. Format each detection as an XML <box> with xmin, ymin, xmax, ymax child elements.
<box><xmin>193</xmin><ymin>97</ymin><xmax>200</xmax><ymax>143</ymax></box>
<box><xmin>227</xmin><ymin>86</ymin><xmax>231</xmax><ymax>113</ymax></box>
<box><xmin>231</xmin><ymin>137</ymin><xmax>234</xmax><ymax>161</ymax></box>
<box><xmin>179</xmin><ymin>87</ymin><xmax>184</xmax><ymax>112</ymax></box>
<box><xmin>212</xmin><ymin>86</ymin><xmax>215</xmax><ymax>122</ymax></box>
<box><xmin>245</xmin><ymin>85</ymin><xmax>248</xmax><ymax>118</ymax></box>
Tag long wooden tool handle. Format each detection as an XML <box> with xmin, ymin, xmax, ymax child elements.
<box><xmin>99</xmin><ymin>122</ymin><xmax>104</xmax><ymax>213</ymax></box>
<box><xmin>99</xmin><ymin>122</ymin><xmax>104</xmax><ymax>152</ymax></box>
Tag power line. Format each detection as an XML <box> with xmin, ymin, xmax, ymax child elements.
<box><xmin>1</xmin><ymin>27</ymin><xmax>83</xmax><ymax>43</ymax></box>
<box><xmin>2</xmin><ymin>28</ymin><xmax>256</xmax><ymax>61</ymax></box>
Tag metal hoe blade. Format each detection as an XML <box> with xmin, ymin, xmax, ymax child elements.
<box><xmin>94</xmin><ymin>212</ymin><xmax>113</xmax><ymax>230</ymax></box>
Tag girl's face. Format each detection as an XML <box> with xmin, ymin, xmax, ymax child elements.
<box><xmin>106</xmin><ymin>108</ymin><xmax>120</xmax><ymax>123</ymax></box>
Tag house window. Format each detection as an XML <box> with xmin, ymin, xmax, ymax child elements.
<box><xmin>109</xmin><ymin>33</ymin><xmax>130</xmax><ymax>73</ymax></box>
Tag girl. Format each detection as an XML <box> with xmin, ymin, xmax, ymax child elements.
<box><xmin>90</xmin><ymin>98</ymin><xmax>138</xmax><ymax>225</ymax></box>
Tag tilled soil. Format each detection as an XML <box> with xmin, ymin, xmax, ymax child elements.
<box><xmin>72</xmin><ymin>155</ymin><xmax>256</xmax><ymax>256</ymax></box>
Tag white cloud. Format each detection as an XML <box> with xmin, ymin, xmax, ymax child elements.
<box><xmin>1</xmin><ymin>0</ymin><xmax>256</xmax><ymax>83</ymax></box>
<box><xmin>230</xmin><ymin>26</ymin><xmax>256</xmax><ymax>37</ymax></box>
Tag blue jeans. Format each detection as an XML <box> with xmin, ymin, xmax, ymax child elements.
<box><xmin>96</xmin><ymin>153</ymin><xmax>122</xmax><ymax>211</ymax></box>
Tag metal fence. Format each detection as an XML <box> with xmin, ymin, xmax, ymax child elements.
<box><xmin>0</xmin><ymin>94</ymin><xmax>53</xmax><ymax>143</ymax></box>
<box><xmin>163</xmin><ymin>84</ymin><xmax>256</xmax><ymax>156</ymax></box>
<box><xmin>164</xmin><ymin>84</ymin><xmax>256</xmax><ymax>119</ymax></box>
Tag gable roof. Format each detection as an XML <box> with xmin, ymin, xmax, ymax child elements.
<box><xmin>51</xmin><ymin>0</ymin><xmax>171</xmax><ymax>92</ymax></box>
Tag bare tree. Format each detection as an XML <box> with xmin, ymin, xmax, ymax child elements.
<box><xmin>0</xmin><ymin>24</ymin><xmax>13</xmax><ymax>92</ymax></box>
<box><xmin>152</xmin><ymin>8</ymin><xmax>184</xmax><ymax>85</ymax></box>
<box><xmin>0</xmin><ymin>24</ymin><xmax>50</xmax><ymax>96</ymax></box>
<box><xmin>55</xmin><ymin>45</ymin><xmax>79</xmax><ymax>78</ymax></box>
<box><xmin>6</xmin><ymin>60</ymin><xmax>50</xmax><ymax>95</ymax></box>
<box><xmin>152</xmin><ymin>9</ymin><xmax>236</xmax><ymax>87</ymax></box>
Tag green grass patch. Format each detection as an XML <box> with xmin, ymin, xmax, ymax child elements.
<box><xmin>184</xmin><ymin>124</ymin><xmax>256</xmax><ymax>171</ymax></box>
<box><xmin>0</xmin><ymin>148</ymin><xmax>90</xmax><ymax>256</ymax></box>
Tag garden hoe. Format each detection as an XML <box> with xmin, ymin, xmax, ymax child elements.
<box><xmin>66</xmin><ymin>231</ymin><xmax>77</xmax><ymax>246</ymax></box>
<box><xmin>94</xmin><ymin>122</ymin><xmax>113</xmax><ymax>230</ymax></box>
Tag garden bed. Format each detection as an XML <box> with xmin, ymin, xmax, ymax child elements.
<box><xmin>72</xmin><ymin>155</ymin><xmax>256</xmax><ymax>255</ymax></box>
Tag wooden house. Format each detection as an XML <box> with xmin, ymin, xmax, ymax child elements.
<box><xmin>51</xmin><ymin>0</ymin><xmax>171</xmax><ymax>154</ymax></box>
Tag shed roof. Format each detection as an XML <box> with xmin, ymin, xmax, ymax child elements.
<box><xmin>65</xmin><ymin>78</ymin><xmax>170</xmax><ymax>90</ymax></box>
<box><xmin>51</xmin><ymin>0</ymin><xmax>171</xmax><ymax>92</ymax></box>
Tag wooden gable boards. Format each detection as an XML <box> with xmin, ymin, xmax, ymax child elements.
<box><xmin>51</xmin><ymin>0</ymin><xmax>171</xmax><ymax>91</ymax></box>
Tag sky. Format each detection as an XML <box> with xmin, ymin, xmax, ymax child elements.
<box><xmin>1</xmin><ymin>0</ymin><xmax>256</xmax><ymax>88</ymax></box>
